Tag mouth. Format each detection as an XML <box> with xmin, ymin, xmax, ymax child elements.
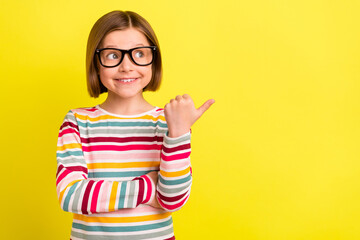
<box><xmin>115</xmin><ymin>78</ymin><xmax>138</xmax><ymax>83</ymax></box>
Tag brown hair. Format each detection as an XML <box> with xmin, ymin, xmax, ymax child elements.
<box><xmin>86</xmin><ymin>10</ymin><xmax>162</xmax><ymax>98</ymax></box>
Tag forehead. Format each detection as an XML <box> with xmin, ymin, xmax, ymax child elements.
<box><xmin>100</xmin><ymin>28</ymin><xmax>150</xmax><ymax>48</ymax></box>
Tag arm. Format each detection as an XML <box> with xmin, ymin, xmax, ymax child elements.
<box><xmin>156</xmin><ymin>131</ymin><xmax>192</xmax><ymax>212</ymax></box>
<box><xmin>56</xmin><ymin>111</ymin><xmax>156</xmax><ymax>214</ymax></box>
<box><xmin>156</xmin><ymin>94</ymin><xmax>214</xmax><ymax>211</ymax></box>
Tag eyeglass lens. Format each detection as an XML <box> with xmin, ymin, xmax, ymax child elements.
<box><xmin>99</xmin><ymin>48</ymin><xmax>153</xmax><ymax>66</ymax></box>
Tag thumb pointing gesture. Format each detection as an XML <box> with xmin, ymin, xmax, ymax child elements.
<box><xmin>196</xmin><ymin>99</ymin><xmax>216</xmax><ymax>120</ymax></box>
<box><xmin>164</xmin><ymin>94</ymin><xmax>215</xmax><ymax>138</ymax></box>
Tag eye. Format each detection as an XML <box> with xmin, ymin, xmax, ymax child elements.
<box><xmin>106</xmin><ymin>52</ymin><xmax>119</xmax><ymax>60</ymax></box>
<box><xmin>134</xmin><ymin>50</ymin><xmax>145</xmax><ymax>58</ymax></box>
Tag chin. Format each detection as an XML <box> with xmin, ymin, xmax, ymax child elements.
<box><xmin>114</xmin><ymin>90</ymin><xmax>143</xmax><ymax>99</ymax></box>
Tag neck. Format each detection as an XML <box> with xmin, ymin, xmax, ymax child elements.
<box><xmin>100</xmin><ymin>92</ymin><xmax>153</xmax><ymax>115</ymax></box>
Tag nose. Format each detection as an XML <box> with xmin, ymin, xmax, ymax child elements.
<box><xmin>118</xmin><ymin>53</ymin><xmax>134</xmax><ymax>72</ymax></box>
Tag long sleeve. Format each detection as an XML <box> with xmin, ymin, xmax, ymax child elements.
<box><xmin>56</xmin><ymin>111</ymin><xmax>155</xmax><ymax>214</ymax></box>
<box><xmin>157</xmin><ymin>131</ymin><xmax>192</xmax><ymax>212</ymax></box>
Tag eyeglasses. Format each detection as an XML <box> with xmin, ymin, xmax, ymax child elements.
<box><xmin>95</xmin><ymin>46</ymin><xmax>156</xmax><ymax>67</ymax></box>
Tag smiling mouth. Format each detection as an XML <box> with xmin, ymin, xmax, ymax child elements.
<box><xmin>115</xmin><ymin>78</ymin><xmax>137</xmax><ymax>83</ymax></box>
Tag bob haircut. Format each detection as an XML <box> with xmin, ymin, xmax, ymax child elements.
<box><xmin>86</xmin><ymin>10</ymin><xmax>162</xmax><ymax>98</ymax></box>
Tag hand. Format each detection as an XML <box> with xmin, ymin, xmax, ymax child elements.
<box><xmin>146</xmin><ymin>171</ymin><xmax>162</xmax><ymax>209</ymax></box>
<box><xmin>164</xmin><ymin>94</ymin><xmax>215</xmax><ymax>138</ymax></box>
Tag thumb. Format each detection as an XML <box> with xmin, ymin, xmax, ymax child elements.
<box><xmin>197</xmin><ymin>99</ymin><xmax>215</xmax><ymax>117</ymax></box>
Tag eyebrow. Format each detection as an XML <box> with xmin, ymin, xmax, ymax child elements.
<box><xmin>103</xmin><ymin>43</ymin><xmax>145</xmax><ymax>48</ymax></box>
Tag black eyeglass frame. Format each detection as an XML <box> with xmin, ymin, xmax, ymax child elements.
<box><xmin>95</xmin><ymin>46</ymin><xmax>157</xmax><ymax>67</ymax></box>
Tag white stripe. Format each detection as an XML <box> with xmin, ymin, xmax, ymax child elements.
<box><xmin>88</xmin><ymin>167</ymin><xmax>158</xmax><ymax>173</ymax></box>
<box><xmin>72</xmin><ymin>215</ymin><xmax>171</xmax><ymax>227</ymax></box>
<box><xmin>84</xmin><ymin>149</ymin><xmax>160</xmax><ymax>155</ymax></box>
<box><xmin>71</xmin><ymin>223</ymin><xmax>173</xmax><ymax>236</ymax></box>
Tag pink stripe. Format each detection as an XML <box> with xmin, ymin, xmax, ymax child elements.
<box><xmin>74</xmin><ymin>107</ymin><xmax>163</xmax><ymax>118</ymax></box>
<box><xmin>82</xmin><ymin>204</ymin><xmax>167</xmax><ymax>216</ymax></box>
<box><xmin>74</xmin><ymin>108</ymin><xmax>97</xmax><ymax>115</ymax></box>
<box><xmin>90</xmin><ymin>180</ymin><xmax>103</xmax><ymax>213</ymax></box>
<box><xmin>59</xmin><ymin>134</ymin><xmax>80</xmax><ymax>144</ymax></box>
<box><xmin>143</xmin><ymin>175</ymin><xmax>152</xmax><ymax>203</ymax></box>
<box><xmin>160</xmin><ymin>159</ymin><xmax>190</xmax><ymax>171</ymax></box>
<box><xmin>161</xmin><ymin>151</ymin><xmax>190</xmax><ymax>161</ymax></box>
<box><xmin>85</xmin><ymin>152</ymin><xmax>160</xmax><ymax>161</ymax></box>
<box><xmin>158</xmin><ymin>195</ymin><xmax>189</xmax><ymax>211</ymax></box>
<box><xmin>58</xmin><ymin>128</ymin><xmax>79</xmax><ymax>138</ymax></box>
<box><xmin>82</xmin><ymin>144</ymin><xmax>162</xmax><ymax>152</ymax></box>
<box><xmin>98</xmin><ymin>181</ymin><xmax>111</xmax><ymax>212</ymax></box>
<box><xmin>56</xmin><ymin>170</ymin><xmax>69</xmax><ymax>185</ymax></box>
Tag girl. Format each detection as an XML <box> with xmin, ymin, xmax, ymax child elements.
<box><xmin>56</xmin><ymin>10</ymin><xmax>214</xmax><ymax>240</ymax></box>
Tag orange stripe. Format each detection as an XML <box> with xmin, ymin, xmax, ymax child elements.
<box><xmin>57</xmin><ymin>143</ymin><xmax>82</xmax><ymax>151</ymax></box>
<box><xmin>73</xmin><ymin>212</ymin><xmax>172</xmax><ymax>223</ymax></box>
<box><xmin>109</xmin><ymin>182</ymin><xmax>119</xmax><ymax>211</ymax></box>
<box><xmin>87</xmin><ymin>161</ymin><xmax>159</xmax><ymax>169</ymax></box>
<box><xmin>75</xmin><ymin>113</ymin><xmax>165</xmax><ymax>122</ymax></box>
<box><xmin>160</xmin><ymin>167</ymin><xmax>190</xmax><ymax>178</ymax></box>
<box><xmin>59</xmin><ymin>180</ymin><xmax>81</xmax><ymax>203</ymax></box>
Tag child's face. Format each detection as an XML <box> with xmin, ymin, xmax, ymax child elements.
<box><xmin>98</xmin><ymin>28</ymin><xmax>153</xmax><ymax>100</ymax></box>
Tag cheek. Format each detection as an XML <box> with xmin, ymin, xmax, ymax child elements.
<box><xmin>99</xmin><ymin>68</ymin><xmax>114</xmax><ymax>79</ymax></box>
<box><xmin>143</xmin><ymin>66</ymin><xmax>152</xmax><ymax>81</ymax></box>
<box><xmin>98</xmin><ymin>69</ymin><xmax>115</xmax><ymax>88</ymax></box>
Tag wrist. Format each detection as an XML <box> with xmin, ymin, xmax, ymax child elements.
<box><xmin>168</xmin><ymin>129</ymin><xmax>190</xmax><ymax>138</ymax></box>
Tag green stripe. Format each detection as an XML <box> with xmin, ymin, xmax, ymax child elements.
<box><xmin>71</xmin><ymin>181</ymin><xmax>88</xmax><ymax>212</ymax></box>
<box><xmin>159</xmin><ymin>174</ymin><xmax>192</xmax><ymax>185</ymax></box>
<box><xmin>118</xmin><ymin>181</ymin><xmax>127</xmax><ymax>209</ymax></box>
<box><xmin>126</xmin><ymin>181</ymin><xmax>136</xmax><ymax>208</ymax></box>
<box><xmin>158</xmin><ymin>181</ymin><xmax>192</xmax><ymax>194</ymax></box>
<box><xmin>164</xmin><ymin>132</ymin><xmax>191</xmax><ymax>145</ymax></box>
<box><xmin>56</xmin><ymin>158</ymin><xmax>85</xmax><ymax>165</ymax></box>
<box><xmin>72</xmin><ymin>218</ymin><xmax>172</xmax><ymax>232</ymax></box>
<box><xmin>65</xmin><ymin>111</ymin><xmax>77</xmax><ymax>122</ymax></box>
<box><xmin>57</xmin><ymin>151</ymin><xmax>83</xmax><ymax>158</ymax></box>
<box><xmin>63</xmin><ymin>181</ymin><xmax>79</xmax><ymax>212</ymax></box>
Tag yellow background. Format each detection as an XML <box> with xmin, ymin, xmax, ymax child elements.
<box><xmin>1</xmin><ymin>0</ymin><xmax>359</xmax><ymax>239</ymax></box>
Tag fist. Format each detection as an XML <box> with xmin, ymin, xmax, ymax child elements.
<box><xmin>164</xmin><ymin>94</ymin><xmax>215</xmax><ymax>138</ymax></box>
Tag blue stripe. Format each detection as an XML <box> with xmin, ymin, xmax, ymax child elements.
<box><xmin>63</xmin><ymin>181</ymin><xmax>79</xmax><ymax>212</ymax></box>
<box><xmin>159</xmin><ymin>174</ymin><xmax>192</xmax><ymax>185</ymax></box>
<box><xmin>118</xmin><ymin>181</ymin><xmax>127</xmax><ymax>209</ymax></box>
<box><xmin>88</xmin><ymin>171</ymin><xmax>152</xmax><ymax>178</ymax></box>
<box><xmin>72</xmin><ymin>218</ymin><xmax>173</xmax><ymax>232</ymax></box>
<box><xmin>57</xmin><ymin>151</ymin><xmax>83</xmax><ymax>158</ymax></box>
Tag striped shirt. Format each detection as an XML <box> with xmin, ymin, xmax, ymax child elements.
<box><xmin>56</xmin><ymin>105</ymin><xmax>192</xmax><ymax>240</ymax></box>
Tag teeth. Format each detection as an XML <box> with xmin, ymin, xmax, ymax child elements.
<box><xmin>119</xmin><ymin>78</ymin><xmax>136</xmax><ymax>83</ymax></box>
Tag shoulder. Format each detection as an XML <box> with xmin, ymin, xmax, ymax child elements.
<box><xmin>151</xmin><ymin>107</ymin><xmax>164</xmax><ymax>117</ymax></box>
<box><xmin>148</xmin><ymin>107</ymin><xmax>167</xmax><ymax>122</ymax></box>
<box><xmin>70</xmin><ymin>106</ymin><xmax>98</xmax><ymax>114</ymax></box>
<box><xmin>68</xmin><ymin>106</ymin><xmax>102</xmax><ymax>118</ymax></box>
